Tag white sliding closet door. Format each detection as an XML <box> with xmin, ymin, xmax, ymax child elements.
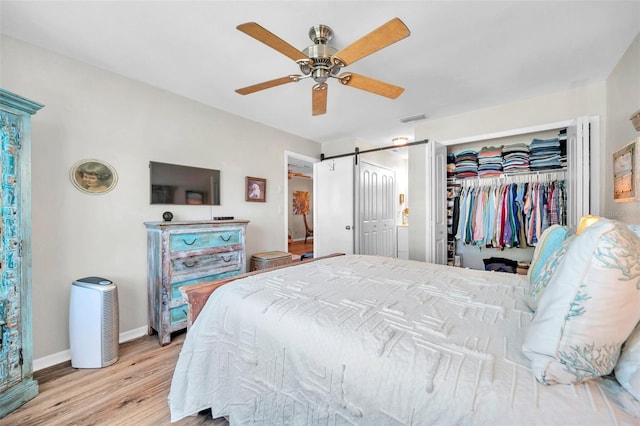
<box><xmin>566</xmin><ymin>116</ymin><xmax>592</xmax><ymax>228</ymax></box>
<box><xmin>357</xmin><ymin>161</ymin><xmax>396</xmax><ymax>257</ymax></box>
<box><xmin>407</xmin><ymin>141</ymin><xmax>447</xmax><ymax>264</ymax></box>
<box><xmin>313</xmin><ymin>157</ymin><xmax>355</xmax><ymax>257</ymax></box>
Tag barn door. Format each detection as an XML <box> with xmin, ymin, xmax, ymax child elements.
<box><xmin>313</xmin><ymin>157</ymin><xmax>355</xmax><ymax>257</ymax></box>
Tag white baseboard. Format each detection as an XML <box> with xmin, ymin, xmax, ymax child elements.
<box><xmin>33</xmin><ymin>326</ymin><xmax>149</xmax><ymax>372</ymax></box>
<box><xmin>119</xmin><ymin>326</ymin><xmax>148</xmax><ymax>343</ymax></box>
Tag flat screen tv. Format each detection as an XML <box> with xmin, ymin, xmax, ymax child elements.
<box><xmin>150</xmin><ymin>161</ymin><xmax>221</xmax><ymax>205</ymax></box>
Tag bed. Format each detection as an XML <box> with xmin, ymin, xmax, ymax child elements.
<box><xmin>169</xmin><ymin>219</ymin><xmax>640</xmax><ymax>425</ymax></box>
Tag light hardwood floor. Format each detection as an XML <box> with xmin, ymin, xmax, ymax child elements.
<box><xmin>1</xmin><ymin>332</ymin><xmax>227</xmax><ymax>425</ymax></box>
<box><xmin>288</xmin><ymin>239</ymin><xmax>313</xmax><ymax>256</ymax></box>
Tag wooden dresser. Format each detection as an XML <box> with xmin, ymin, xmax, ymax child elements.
<box><xmin>0</xmin><ymin>90</ymin><xmax>43</xmax><ymax>417</ymax></box>
<box><xmin>144</xmin><ymin>220</ymin><xmax>249</xmax><ymax>345</ymax></box>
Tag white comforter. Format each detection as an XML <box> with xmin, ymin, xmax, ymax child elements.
<box><xmin>169</xmin><ymin>255</ymin><xmax>640</xmax><ymax>425</ymax></box>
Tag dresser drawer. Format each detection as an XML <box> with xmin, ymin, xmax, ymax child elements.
<box><xmin>170</xmin><ymin>304</ymin><xmax>189</xmax><ymax>325</ymax></box>
<box><xmin>170</xmin><ymin>250</ymin><xmax>242</xmax><ymax>279</ymax></box>
<box><xmin>169</xmin><ymin>270</ymin><xmax>241</xmax><ymax>301</ymax></box>
<box><xmin>170</xmin><ymin>229</ymin><xmax>242</xmax><ymax>252</ymax></box>
<box><xmin>169</xmin><ymin>270</ymin><xmax>242</xmax><ymax>326</ymax></box>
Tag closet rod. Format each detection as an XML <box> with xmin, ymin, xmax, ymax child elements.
<box><xmin>320</xmin><ymin>138</ymin><xmax>429</xmax><ymax>162</ymax></box>
<box><xmin>449</xmin><ymin>169</ymin><xmax>567</xmax><ymax>182</ymax></box>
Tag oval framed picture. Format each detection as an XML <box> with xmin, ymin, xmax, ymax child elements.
<box><xmin>70</xmin><ymin>159</ymin><xmax>118</xmax><ymax>194</ymax></box>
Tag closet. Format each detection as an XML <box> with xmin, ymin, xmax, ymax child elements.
<box><xmin>410</xmin><ymin>116</ymin><xmax>597</xmax><ymax>267</ymax></box>
<box><xmin>0</xmin><ymin>89</ymin><xmax>44</xmax><ymax>417</ymax></box>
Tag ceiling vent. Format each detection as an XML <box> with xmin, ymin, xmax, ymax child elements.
<box><xmin>400</xmin><ymin>113</ymin><xmax>427</xmax><ymax>124</ymax></box>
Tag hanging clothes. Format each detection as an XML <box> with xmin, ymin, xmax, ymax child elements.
<box><xmin>452</xmin><ymin>174</ymin><xmax>566</xmax><ymax>249</ymax></box>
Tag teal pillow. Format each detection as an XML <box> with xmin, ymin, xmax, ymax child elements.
<box><xmin>526</xmin><ymin>225</ymin><xmax>572</xmax><ymax>311</ymax></box>
<box><xmin>527</xmin><ymin>225</ymin><xmax>572</xmax><ymax>283</ymax></box>
<box><xmin>527</xmin><ymin>235</ymin><xmax>574</xmax><ymax>310</ymax></box>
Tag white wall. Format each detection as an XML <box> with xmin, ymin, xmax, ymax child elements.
<box><xmin>604</xmin><ymin>32</ymin><xmax>640</xmax><ymax>223</ymax></box>
<box><xmin>1</xmin><ymin>35</ymin><xmax>320</xmax><ymax>361</ymax></box>
<box><xmin>413</xmin><ymin>83</ymin><xmax>607</xmax><ymax>143</ymax></box>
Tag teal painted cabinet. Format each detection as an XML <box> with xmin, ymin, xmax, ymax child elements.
<box><xmin>144</xmin><ymin>220</ymin><xmax>249</xmax><ymax>345</ymax></box>
<box><xmin>0</xmin><ymin>89</ymin><xmax>44</xmax><ymax>418</ymax></box>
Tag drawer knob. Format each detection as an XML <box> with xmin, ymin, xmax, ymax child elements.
<box><xmin>219</xmin><ymin>234</ymin><xmax>232</xmax><ymax>242</ymax></box>
<box><xmin>182</xmin><ymin>238</ymin><xmax>197</xmax><ymax>245</ymax></box>
<box><xmin>183</xmin><ymin>260</ymin><xmax>197</xmax><ymax>268</ymax></box>
<box><xmin>221</xmin><ymin>255</ymin><xmax>233</xmax><ymax>262</ymax></box>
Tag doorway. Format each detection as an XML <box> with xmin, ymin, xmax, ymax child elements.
<box><xmin>284</xmin><ymin>151</ymin><xmax>317</xmax><ymax>257</ymax></box>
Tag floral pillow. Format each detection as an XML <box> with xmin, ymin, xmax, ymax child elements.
<box><xmin>523</xmin><ymin>218</ymin><xmax>640</xmax><ymax>384</ymax></box>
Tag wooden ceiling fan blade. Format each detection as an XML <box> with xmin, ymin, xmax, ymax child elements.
<box><xmin>237</xmin><ymin>22</ymin><xmax>307</xmax><ymax>62</ymax></box>
<box><xmin>312</xmin><ymin>83</ymin><xmax>328</xmax><ymax>116</ymax></box>
<box><xmin>235</xmin><ymin>75</ymin><xmax>301</xmax><ymax>95</ymax></box>
<box><xmin>339</xmin><ymin>73</ymin><xmax>404</xmax><ymax>99</ymax></box>
<box><xmin>333</xmin><ymin>17</ymin><xmax>410</xmax><ymax>66</ymax></box>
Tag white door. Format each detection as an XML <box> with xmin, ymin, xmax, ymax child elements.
<box><xmin>313</xmin><ymin>157</ymin><xmax>354</xmax><ymax>257</ymax></box>
<box><xmin>425</xmin><ymin>141</ymin><xmax>448</xmax><ymax>264</ymax></box>
<box><xmin>357</xmin><ymin>161</ymin><xmax>396</xmax><ymax>257</ymax></box>
<box><xmin>566</xmin><ymin>116</ymin><xmax>591</xmax><ymax>229</ymax></box>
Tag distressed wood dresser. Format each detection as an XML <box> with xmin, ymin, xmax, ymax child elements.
<box><xmin>0</xmin><ymin>89</ymin><xmax>44</xmax><ymax>418</ymax></box>
<box><xmin>144</xmin><ymin>220</ymin><xmax>249</xmax><ymax>345</ymax></box>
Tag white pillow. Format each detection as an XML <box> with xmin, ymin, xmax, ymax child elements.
<box><xmin>616</xmin><ymin>225</ymin><xmax>640</xmax><ymax>399</ymax></box>
<box><xmin>616</xmin><ymin>322</ymin><xmax>640</xmax><ymax>401</ymax></box>
<box><xmin>523</xmin><ymin>218</ymin><xmax>640</xmax><ymax>384</ymax></box>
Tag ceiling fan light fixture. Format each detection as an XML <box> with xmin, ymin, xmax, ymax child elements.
<box><xmin>392</xmin><ymin>136</ymin><xmax>409</xmax><ymax>146</ymax></box>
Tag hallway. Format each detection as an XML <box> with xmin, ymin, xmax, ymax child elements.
<box><xmin>288</xmin><ymin>239</ymin><xmax>313</xmax><ymax>256</ymax></box>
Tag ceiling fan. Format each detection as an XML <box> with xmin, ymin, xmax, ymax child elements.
<box><xmin>235</xmin><ymin>18</ymin><xmax>410</xmax><ymax>116</ymax></box>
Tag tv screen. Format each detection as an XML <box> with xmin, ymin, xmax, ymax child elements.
<box><xmin>149</xmin><ymin>161</ymin><xmax>221</xmax><ymax>205</ymax></box>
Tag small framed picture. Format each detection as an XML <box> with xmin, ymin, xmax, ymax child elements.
<box><xmin>613</xmin><ymin>139</ymin><xmax>637</xmax><ymax>203</ymax></box>
<box><xmin>246</xmin><ymin>176</ymin><xmax>266</xmax><ymax>202</ymax></box>
<box><xmin>70</xmin><ymin>159</ymin><xmax>117</xmax><ymax>194</ymax></box>
<box><xmin>185</xmin><ymin>190</ymin><xmax>204</xmax><ymax>205</ymax></box>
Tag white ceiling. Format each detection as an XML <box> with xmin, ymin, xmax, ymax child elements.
<box><xmin>2</xmin><ymin>1</ymin><xmax>639</xmax><ymax>149</ymax></box>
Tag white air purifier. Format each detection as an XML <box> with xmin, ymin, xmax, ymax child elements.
<box><xmin>69</xmin><ymin>277</ymin><xmax>119</xmax><ymax>368</ymax></box>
